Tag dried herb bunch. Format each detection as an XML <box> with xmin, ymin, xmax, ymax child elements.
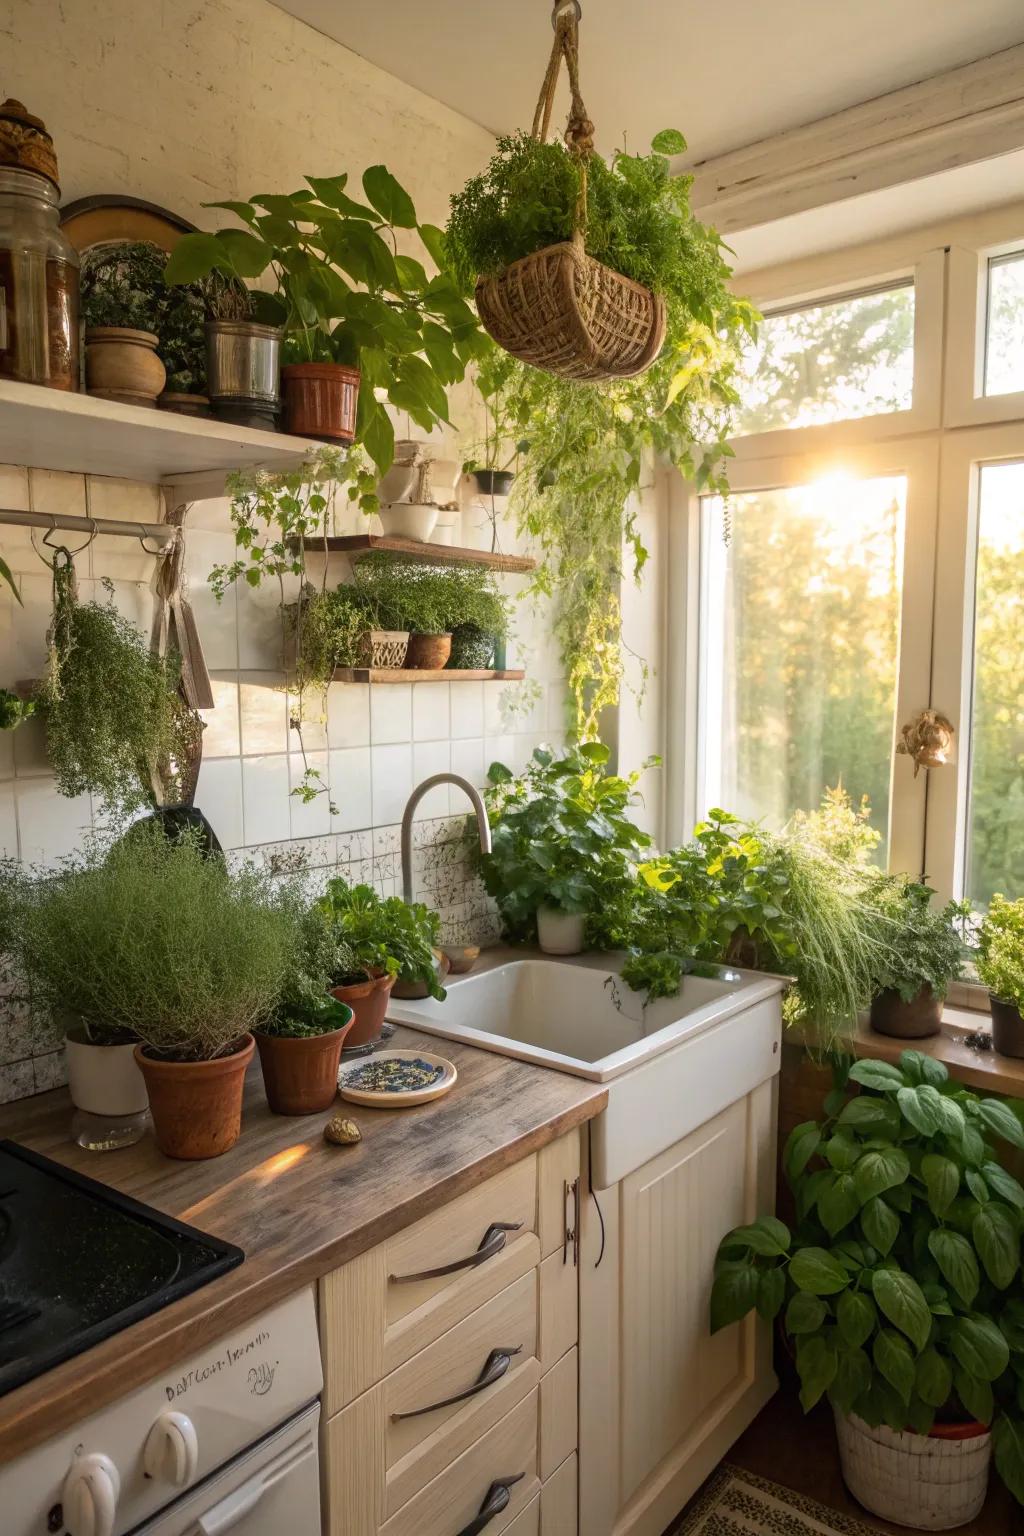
<box><xmin>37</xmin><ymin>556</ymin><xmax>189</xmax><ymax>814</ymax></box>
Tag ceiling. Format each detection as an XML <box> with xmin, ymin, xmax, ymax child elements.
<box><xmin>272</xmin><ymin>0</ymin><xmax>1024</xmax><ymax>163</ymax></box>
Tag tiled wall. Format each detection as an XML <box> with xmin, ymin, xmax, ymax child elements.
<box><xmin>0</xmin><ymin>463</ymin><xmax>567</xmax><ymax>1102</ymax></box>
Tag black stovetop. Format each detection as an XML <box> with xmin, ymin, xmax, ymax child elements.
<box><xmin>0</xmin><ymin>1139</ymin><xmax>243</xmax><ymax>1396</ymax></box>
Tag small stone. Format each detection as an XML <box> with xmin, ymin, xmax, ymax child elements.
<box><xmin>324</xmin><ymin>1114</ymin><xmax>362</xmax><ymax>1145</ymax></box>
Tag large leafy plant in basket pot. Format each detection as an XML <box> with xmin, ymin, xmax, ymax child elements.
<box><xmin>711</xmin><ymin>1051</ymin><xmax>1024</xmax><ymax>1526</ymax></box>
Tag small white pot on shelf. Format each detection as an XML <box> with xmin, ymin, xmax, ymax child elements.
<box><xmin>537</xmin><ymin>906</ymin><xmax>586</xmax><ymax>956</ymax></box>
<box><xmin>378</xmin><ymin>502</ymin><xmax>439</xmax><ymax>541</ymax></box>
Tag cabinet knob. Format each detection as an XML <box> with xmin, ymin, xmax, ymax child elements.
<box><xmin>62</xmin><ymin>1453</ymin><xmax>120</xmax><ymax>1536</ymax></box>
<box><xmin>144</xmin><ymin>1410</ymin><xmax>199</xmax><ymax>1487</ymax></box>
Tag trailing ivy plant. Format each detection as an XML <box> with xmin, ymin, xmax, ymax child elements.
<box><xmin>448</xmin><ymin>132</ymin><xmax>756</xmax><ymax>736</ymax></box>
<box><xmin>36</xmin><ymin>558</ymin><xmax>192</xmax><ymax>815</ymax></box>
<box><xmin>711</xmin><ymin>1052</ymin><xmax>1024</xmax><ymax>1506</ymax></box>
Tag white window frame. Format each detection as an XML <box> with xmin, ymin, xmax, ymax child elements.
<box><xmin>945</xmin><ymin>236</ymin><xmax>1024</xmax><ymax>427</ymax></box>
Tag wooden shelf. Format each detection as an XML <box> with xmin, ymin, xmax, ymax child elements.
<box><xmin>332</xmin><ymin>668</ymin><xmax>525</xmax><ymax>684</ymax></box>
<box><xmin>299</xmin><ymin>534</ymin><xmax>536</xmax><ymax>574</ymax></box>
<box><xmin>0</xmin><ymin>378</ymin><xmax>319</xmax><ymax>498</ymax></box>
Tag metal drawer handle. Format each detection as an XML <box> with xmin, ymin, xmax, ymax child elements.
<box><xmin>391</xmin><ymin>1345</ymin><xmax>523</xmax><ymax>1422</ymax></box>
<box><xmin>455</xmin><ymin>1473</ymin><xmax>525</xmax><ymax>1536</ymax></box>
<box><xmin>389</xmin><ymin>1222</ymin><xmax>523</xmax><ymax>1285</ymax></box>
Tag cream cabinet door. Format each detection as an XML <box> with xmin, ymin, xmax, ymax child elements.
<box><xmin>579</xmin><ymin>1079</ymin><xmax>778</xmax><ymax>1536</ymax></box>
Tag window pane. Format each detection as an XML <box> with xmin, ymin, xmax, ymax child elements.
<box><xmin>732</xmin><ymin>284</ymin><xmax>915</xmax><ymax>436</ymax></box>
<box><xmin>965</xmin><ymin>462</ymin><xmax>1024</xmax><ymax>906</ymax></box>
<box><xmin>700</xmin><ymin>474</ymin><xmax>906</xmax><ymax>859</ymax></box>
<box><xmin>984</xmin><ymin>252</ymin><xmax>1024</xmax><ymax>397</ymax></box>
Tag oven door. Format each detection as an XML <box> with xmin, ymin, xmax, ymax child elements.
<box><xmin>132</xmin><ymin>1402</ymin><xmax>320</xmax><ymax>1536</ymax></box>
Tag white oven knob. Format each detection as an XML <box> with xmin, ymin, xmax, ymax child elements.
<box><xmin>144</xmin><ymin>1409</ymin><xmax>199</xmax><ymax>1487</ymax></box>
<box><xmin>62</xmin><ymin>1453</ymin><xmax>120</xmax><ymax>1536</ymax></box>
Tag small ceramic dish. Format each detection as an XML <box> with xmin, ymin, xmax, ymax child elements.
<box><xmin>442</xmin><ymin>944</ymin><xmax>480</xmax><ymax>975</ymax></box>
<box><xmin>391</xmin><ymin>950</ymin><xmax>451</xmax><ymax>999</ymax></box>
<box><xmin>337</xmin><ymin>1049</ymin><xmax>457</xmax><ymax>1108</ymax></box>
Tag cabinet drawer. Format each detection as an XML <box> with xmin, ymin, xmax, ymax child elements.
<box><xmin>506</xmin><ymin>1495</ymin><xmax>541</xmax><ymax>1536</ymax></box>
<box><xmin>322</xmin><ymin>1157</ymin><xmax>540</xmax><ymax>1413</ymax></box>
<box><xmin>542</xmin><ymin>1454</ymin><xmax>577</xmax><ymax>1536</ymax></box>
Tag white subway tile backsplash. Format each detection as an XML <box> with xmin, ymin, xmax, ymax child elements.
<box><xmin>450</xmin><ymin>736</ymin><xmax>486</xmax><ymax>793</ymax></box>
<box><xmin>371</xmin><ymin>742</ymin><xmax>413</xmax><ymax>827</ymax></box>
<box><xmin>239</xmin><ymin>673</ymin><xmax>289</xmax><ymax>754</ymax></box>
<box><xmin>327</xmin><ymin>682</ymin><xmax>370</xmax><ymax>748</ymax></box>
<box><xmin>412</xmin><ymin>682</ymin><xmax>450</xmax><ymax>741</ymax></box>
<box><xmin>370</xmin><ymin>683</ymin><xmax>412</xmax><ymax>745</ymax></box>
<box><xmin>329</xmin><ymin>748</ymin><xmax>373</xmax><ymax>832</ymax></box>
<box><xmin>28</xmin><ymin>468</ymin><xmax>86</xmax><ymax>518</ymax></box>
<box><xmin>200</xmin><ymin>674</ymin><xmax>241</xmax><ymax>758</ymax></box>
<box><xmin>0</xmin><ymin>464</ymin><xmax>29</xmax><ymax>511</ymax></box>
<box><xmin>195</xmin><ymin>757</ymin><xmax>244</xmax><ymax>849</ymax></box>
<box><xmin>242</xmin><ymin>754</ymin><xmax>291</xmax><ymax>846</ymax></box>
<box><xmin>15</xmin><ymin>780</ymin><xmax>91</xmax><ymax>867</ymax></box>
<box><xmin>0</xmin><ymin>780</ymin><xmax>18</xmax><ymax>859</ymax></box>
<box><xmin>413</xmin><ymin>739</ymin><xmax>451</xmax><ymax>818</ymax></box>
<box><xmin>449</xmin><ymin>680</ymin><xmax>484</xmax><ymax>739</ymax></box>
<box><xmin>87</xmin><ymin>476</ymin><xmax>162</xmax><ymax>523</ymax></box>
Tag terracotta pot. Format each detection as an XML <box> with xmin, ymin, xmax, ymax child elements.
<box><xmin>255</xmin><ymin>1009</ymin><xmax>354</xmax><ymax>1116</ymax></box>
<box><xmin>406</xmin><ymin>632</ymin><xmax>452</xmax><ymax>669</ymax></box>
<box><xmin>990</xmin><ymin>994</ymin><xmax>1024</xmax><ymax>1058</ymax></box>
<box><xmin>870</xmin><ymin>983</ymin><xmax>943</xmax><ymax>1039</ymax></box>
<box><xmin>134</xmin><ymin>1034</ymin><xmax>254</xmax><ymax>1160</ymax></box>
<box><xmin>392</xmin><ymin>951</ymin><xmax>451</xmax><ymax>999</ymax></box>
<box><xmin>85</xmin><ymin>326</ymin><xmax>166</xmax><ymax>406</ymax></box>
<box><xmin>331</xmin><ymin>972</ymin><xmax>395</xmax><ymax>1048</ymax></box>
<box><xmin>282</xmin><ymin>362</ymin><xmax>359</xmax><ymax>442</ymax></box>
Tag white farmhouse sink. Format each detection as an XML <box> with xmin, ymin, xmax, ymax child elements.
<box><xmin>387</xmin><ymin>952</ymin><xmax>787</xmax><ymax>1187</ymax></box>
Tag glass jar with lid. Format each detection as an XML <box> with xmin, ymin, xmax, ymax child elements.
<box><xmin>0</xmin><ymin>99</ymin><xmax>80</xmax><ymax>391</ymax></box>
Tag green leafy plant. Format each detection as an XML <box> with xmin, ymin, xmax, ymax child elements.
<box><xmin>480</xmin><ymin>742</ymin><xmax>654</xmax><ymax>938</ymax></box>
<box><xmin>0</xmin><ymin>688</ymin><xmax>34</xmax><ymax>730</ymax></box>
<box><xmin>316</xmin><ymin>880</ymin><xmax>446</xmax><ymax>999</ymax></box>
<box><xmin>790</xmin><ymin>784</ymin><xmax>882</xmax><ymax>867</ymax></box>
<box><xmin>463</xmin><ymin>346</ymin><xmax>522</xmax><ymax>477</ymax></box>
<box><xmin>711</xmin><ymin>1051</ymin><xmax>1024</xmax><ymax>1505</ymax></box>
<box><xmin>36</xmin><ymin>560</ymin><xmax>192</xmax><ymax>814</ymax></box>
<box><xmin>976</xmin><ymin>896</ymin><xmax>1024</xmax><ymax>1009</ymax></box>
<box><xmin>349</xmin><ymin>552</ymin><xmax>509</xmax><ymax>643</ymax></box>
<box><xmin>1</xmin><ymin>552</ymin><xmax>23</xmax><ymax>604</ymax></box>
<box><xmin>865</xmin><ymin>878</ymin><xmax>969</xmax><ymax>1004</ymax></box>
<box><xmin>0</xmin><ymin>826</ymin><xmax>297</xmax><ymax>1058</ymax></box>
<box><xmin>80</xmin><ymin>240</ymin><xmax>166</xmax><ymax>332</ymax></box>
<box><xmin>163</xmin><ymin>171</ymin><xmax>487</xmax><ymax>474</ymax></box>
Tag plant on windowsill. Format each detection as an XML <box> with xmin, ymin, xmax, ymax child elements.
<box><xmin>479</xmin><ymin>741</ymin><xmax>655</xmax><ymax>955</ymax></box>
<box><xmin>316</xmin><ymin>879</ymin><xmax>446</xmax><ymax>1044</ymax></box>
<box><xmin>975</xmin><ymin>896</ymin><xmax>1024</xmax><ymax>1059</ymax></box>
<box><xmin>163</xmin><ymin>169</ymin><xmax>486</xmax><ymax>458</ymax></box>
<box><xmin>863</xmin><ymin>878</ymin><xmax>970</xmax><ymax>1041</ymax></box>
<box><xmin>711</xmin><ymin>1051</ymin><xmax>1024</xmax><ymax>1520</ymax></box>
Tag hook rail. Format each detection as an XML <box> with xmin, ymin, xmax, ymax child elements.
<box><xmin>0</xmin><ymin>507</ymin><xmax>176</xmax><ymax>544</ymax></box>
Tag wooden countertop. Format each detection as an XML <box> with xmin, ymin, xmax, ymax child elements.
<box><xmin>0</xmin><ymin>1026</ymin><xmax>606</xmax><ymax>1463</ymax></box>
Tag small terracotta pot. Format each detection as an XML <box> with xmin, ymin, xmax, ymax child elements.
<box><xmin>85</xmin><ymin>327</ymin><xmax>166</xmax><ymax>406</ymax></box>
<box><xmin>282</xmin><ymin>362</ymin><xmax>359</xmax><ymax>442</ymax></box>
<box><xmin>255</xmin><ymin>1010</ymin><xmax>354</xmax><ymax>1116</ymax></box>
<box><xmin>990</xmin><ymin>995</ymin><xmax>1024</xmax><ymax>1058</ymax></box>
<box><xmin>134</xmin><ymin>1034</ymin><xmax>254</xmax><ymax>1160</ymax></box>
<box><xmin>331</xmin><ymin>972</ymin><xmax>395</xmax><ymax>1047</ymax></box>
<box><xmin>870</xmin><ymin>984</ymin><xmax>943</xmax><ymax>1039</ymax></box>
<box><xmin>406</xmin><ymin>632</ymin><xmax>452</xmax><ymax>669</ymax></box>
<box><xmin>392</xmin><ymin>951</ymin><xmax>451</xmax><ymax>999</ymax></box>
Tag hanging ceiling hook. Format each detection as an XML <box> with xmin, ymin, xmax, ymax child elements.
<box><xmin>552</xmin><ymin>0</ymin><xmax>581</xmax><ymax>24</ymax></box>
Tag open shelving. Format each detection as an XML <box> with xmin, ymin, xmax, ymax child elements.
<box><xmin>297</xmin><ymin>533</ymin><xmax>536</xmax><ymax>574</ymax></box>
<box><xmin>331</xmin><ymin>668</ymin><xmax>525</xmax><ymax>684</ymax></box>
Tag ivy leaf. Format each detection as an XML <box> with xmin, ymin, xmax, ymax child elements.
<box><xmin>651</xmin><ymin>128</ymin><xmax>687</xmax><ymax>155</ymax></box>
<box><xmin>756</xmin><ymin>1265</ymin><xmax>786</xmax><ymax>1322</ymax></box>
<box><xmin>982</xmin><ymin>1161</ymin><xmax>1024</xmax><ymax>1210</ymax></box>
<box><xmin>709</xmin><ymin>1264</ymin><xmax>759</xmax><ymax>1333</ymax></box>
<box><xmin>838</xmin><ymin>1096</ymin><xmax>895</xmax><ymax>1132</ymax></box>
<box><xmin>796</xmin><ymin>1335</ymin><xmax>838</xmax><ymax>1411</ymax></box>
<box><xmin>848</xmin><ymin>1060</ymin><xmax>904</xmax><ymax>1093</ymax></box>
<box><xmin>874</xmin><ymin>1328</ymin><xmax>916</xmax><ymax>1403</ymax></box>
<box><xmin>898</xmin><ymin>1085</ymin><xmax>940</xmax><ymax>1137</ymax></box>
<box><xmin>955</xmin><ymin>1366</ymin><xmax>994</xmax><ymax>1426</ymax></box>
<box><xmin>973</xmin><ymin>1203</ymin><xmax>1020</xmax><ymax>1289</ymax></box>
<box><xmin>965</xmin><ymin>1168</ymin><xmax>990</xmax><ymax>1204</ymax></box>
<box><xmin>928</xmin><ymin>1228</ymin><xmax>981</xmax><ymax>1307</ymax></box>
<box><xmin>915</xmin><ymin>1346</ymin><xmax>953</xmax><ymax>1408</ymax></box>
<box><xmin>861</xmin><ymin>1196</ymin><xmax>899</xmax><ymax>1257</ymax></box>
<box><xmin>854</xmin><ymin>1147</ymin><xmax>910</xmax><ymax>1203</ymax></box>
<box><xmin>836</xmin><ymin>1289</ymin><xmax>877</xmax><ymax>1349</ymax></box>
<box><xmin>978</xmin><ymin>1099</ymin><xmax>1024</xmax><ymax>1149</ymax></box>
<box><xmin>831</xmin><ymin>1346</ymin><xmax>872</xmax><ymax>1416</ymax></box>
<box><xmin>720</xmin><ymin>1215</ymin><xmax>791</xmax><ymax>1257</ymax></box>
<box><xmin>950</xmin><ymin>1316</ymin><xmax>1010</xmax><ymax>1382</ymax></box>
<box><xmin>785</xmin><ymin>1292</ymin><xmax>829</xmax><ymax>1335</ymax></box>
<box><xmin>790</xmin><ymin>1248</ymin><xmax>851</xmax><ymax>1295</ymax></box>
<box><xmin>824</xmin><ymin>1132</ymin><xmax>861</xmax><ymax>1171</ymax></box>
<box><xmin>921</xmin><ymin>1153</ymin><xmax>961</xmax><ymax>1218</ymax></box>
<box><xmin>872</xmin><ymin>1269</ymin><xmax>932</xmax><ymax>1352</ymax></box>
<box><xmin>933</xmin><ymin>1095</ymin><xmax>966</xmax><ymax>1137</ymax></box>
<box><xmin>961</xmin><ymin>1124</ymin><xmax>987</xmax><ymax>1167</ymax></box>
<box><xmin>362</xmin><ymin>164</ymin><xmax>417</xmax><ymax>227</ymax></box>
<box><xmin>994</xmin><ymin>1414</ymin><xmax>1024</xmax><ymax>1504</ymax></box>
<box><xmin>784</xmin><ymin>1122</ymin><xmax>821</xmax><ymax>1185</ymax></box>
<box><xmin>819</xmin><ymin>1174</ymin><xmax>860</xmax><ymax>1237</ymax></box>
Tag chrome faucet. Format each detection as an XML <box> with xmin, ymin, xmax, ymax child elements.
<box><xmin>400</xmin><ymin>774</ymin><xmax>492</xmax><ymax>905</ymax></box>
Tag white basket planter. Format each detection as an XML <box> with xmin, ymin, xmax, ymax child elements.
<box><xmin>834</xmin><ymin>1410</ymin><xmax>991</xmax><ymax>1530</ymax></box>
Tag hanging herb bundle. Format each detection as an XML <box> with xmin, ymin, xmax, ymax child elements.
<box><xmin>37</xmin><ymin>555</ymin><xmax>190</xmax><ymax>814</ymax></box>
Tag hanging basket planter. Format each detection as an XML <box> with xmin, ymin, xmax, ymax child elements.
<box><xmin>472</xmin><ymin>2</ymin><xmax>666</xmax><ymax>384</ymax></box>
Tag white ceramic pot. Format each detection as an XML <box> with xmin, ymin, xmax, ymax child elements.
<box><xmin>376</xmin><ymin>460</ymin><xmax>419</xmax><ymax>504</ymax></box>
<box><xmin>834</xmin><ymin>1410</ymin><xmax>991</xmax><ymax>1531</ymax></box>
<box><xmin>65</xmin><ymin>1030</ymin><xmax>149</xmax><ymax>1116</ymax></box>
<box><xmin>432</xmin><ymin>512</ymin><xmax>459</xmax><ymax>547</ymax></box>
<box><xmin>537</xmin><ymin>906</ymin><xmax>586</xmax><ymax>956</ymax></box>
<box><xmin>379</xmin><ymin>502</ymin><xmax>439</xmax><ymax>541</ymax></box>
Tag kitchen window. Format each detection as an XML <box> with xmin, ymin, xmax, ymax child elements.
<box><xmin>675</xmin><ymin>219</ymin><xmax>1024</xmax><ymax>914</ymax></box>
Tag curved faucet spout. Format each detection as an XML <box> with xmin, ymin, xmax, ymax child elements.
<box><xmin>400</xmin><ymin>773</ymin><xmax>492</xmax><ymax>905</ymax></box>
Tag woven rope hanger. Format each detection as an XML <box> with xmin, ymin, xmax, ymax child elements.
<box><xmin>531</xmin><ymin>0</ymin><xmax>594</xmax><ymax>246</ymax></box>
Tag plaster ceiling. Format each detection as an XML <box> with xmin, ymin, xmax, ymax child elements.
<box><xmin>271</xmin><ymin>0</ymin><xmax>1024</xmax><ymax>163</ymax></box>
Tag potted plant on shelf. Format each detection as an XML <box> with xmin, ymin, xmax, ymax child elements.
<box><xmin>194</xmin><ymin>272</ymin><xmax>283</xmax><ymax>428</ymax></box>
<box><xmin>79</xmin><ymin>240</ymin><xmax>167</xmax><ymax>406</ymax></box>
<box><xmin>444</xmin><ymin>564</ymin><xmax>509</xmax><ymax>671</ymax></box>
<box><xmin>351</xmin><ymin>551</ymin><xmax>454</xmax><ymax>669</ymax></box>
<box><xmin>480</xmin><ymin>741</ymin><xmax>654</xmax><ymax>954</ymax></box>
<box><xmin>254</xmin><ymin>904</ymin><xmax>355</xmax><ymax>1114</ymax></box>
<box><xmin>156</xmin><ymin>278</ymin><xmax>210</xmax><ymax>416</ymax></box>
<box><xmin>711</xmin><ymin>1050</ymin><xmax>1024</xmax><ymax>1524</ymax></box>
<box><xmin>464</xmin><ymin>345</ymin><xmax>523</xmax><ymax>503</ymax></box>
<box><xmin>975</xmin><ymin>895</ymin><xmax>1024</xmax><ymax>1058</ymax></box>
<box><xmin>864</xmin><ymin>878</ymin><xmax>970</xmax><ymax>1039</ymax></box>
<box><xmin>163</xmin><ymin>170</ymin><xmax>485</xmax><ymax>464</ymax></box>
<box><xmin>317</xmin><ymin>879</ymin><xmax>446</xmax><ymax>1044</ymax></box>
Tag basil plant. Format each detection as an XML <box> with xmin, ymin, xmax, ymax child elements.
<box><xmin>711</xmin><ymin>1051</ymin><xmax>1024</xmax><ymax>1505</ymax></box>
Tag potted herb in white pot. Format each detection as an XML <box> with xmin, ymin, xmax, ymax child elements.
<box><xmin>479</xmin><ymin>742</ymin><xmax>654</xmax><ymax>955</ymax></box>
<box><xmin>712</xmin><ymin>1051</ymin><xmax>1024</xmax><ymax>1526</ymax></box>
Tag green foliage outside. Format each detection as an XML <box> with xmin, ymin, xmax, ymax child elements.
<box><xmin>0</xmin><ymin>826</ymin><xmax>297</xmax><ymax>1059</ymax></box>
<box><xmin>711</xmin><ymin>1052</ymin><xmax>1024</xmax><ymax>1506</ymax></box>
<box><xmin>164</xmin><ymin>170</ymin><xmax>488</xmax><ymax>474</ymax></box>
